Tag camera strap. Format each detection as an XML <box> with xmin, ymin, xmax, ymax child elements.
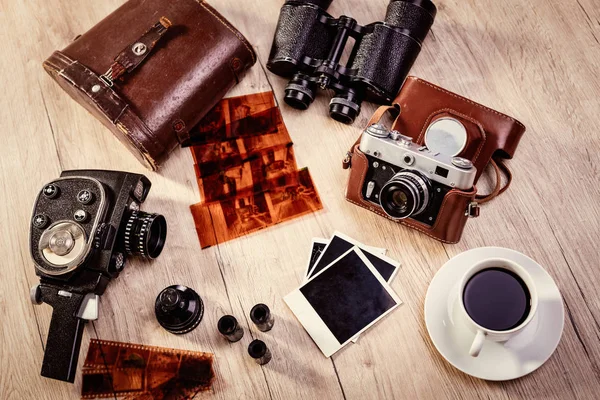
<box><xmin>475</xmin><ymin>158</ymin><xmax>512</xmax><ymax>204</ymax></box>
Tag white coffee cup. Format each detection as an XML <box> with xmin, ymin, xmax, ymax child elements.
<box><xmin>457</xmin><ymin>257</ymin><xmax>538</xmax><ymax>357</ymax></box>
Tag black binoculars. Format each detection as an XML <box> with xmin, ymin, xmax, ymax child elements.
<box><xmin>267</xmin><ymin>0</ymin><xmax>437</xmax><ymax>124</ymax></box>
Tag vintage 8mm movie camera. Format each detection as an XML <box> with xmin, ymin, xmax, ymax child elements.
<box><xmin>358</xmin><ymin>124</ymin><xmax>477</xmax><ymax>224</ymax></box>
<box><xmin>29</xmin><ymin>170</ymin><xmax>167</xmax><ymax>382</ymax></box>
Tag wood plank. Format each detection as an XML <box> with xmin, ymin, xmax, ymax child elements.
<box><xmin>1</xmin><ymin>0</ymin><xmax>599</xmax><ymax>398</ymax></box>
<box><xmin>0</xmin><ymin>0</ymin><xmax>87</xmax><ymax>398</ymax></box>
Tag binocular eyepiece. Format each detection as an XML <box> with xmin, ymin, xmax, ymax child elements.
<box><xmin>268</xmin><ymin>0</ymin><xmax>437</xmax><ymax>124</ymax></box>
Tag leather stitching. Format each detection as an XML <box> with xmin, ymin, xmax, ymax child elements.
<box><xmin>46</xmin><ymin>52</ymin><xmax>163</xmax><ymax>169</ymax></box>
<box><xmin>405</xmin><ymin>76</ymin><xmax>526</xmax><ymax>130</ymax></box>
<box><xmin>58</xmin><ymin>63</ymin><xmax>127</xmax><ymax>123</ymax></box>
<box><xmin>196</xmin><ymin>1</ymin><xmax>256</xmax><ymax>64</ymax></box>
<box><xmin>116</xmin><ymin>119</ymin><xmax>158</xmax><ymax>169</ymax></box>
<box><xmin>344</xmin><ymin>197</ymin><xmax>459</xmax><ymax>244</ymax></box>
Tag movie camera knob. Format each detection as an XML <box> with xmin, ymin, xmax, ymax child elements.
<box><xmin>33</xmin><ymin>214</ymin><xmax>49</xmax><ymax>229</ymax></box>
<box><xmin>77</xmin><ymin>190</ymin><xmax>94</xmax><ymax>205</ymax></box>
<box><xmin>49</xmin><ymin>230</ymin><xmax>76</xmax><ymax>256</ymax></box>
<box><xmin>30</xmin><ymin>284</ymin><xmax>43</xmax><ymax>305</ymax></box>
<box><xmin>74</xmin><ymin>210</ymin><xmax>88</xmax><ymax>223</ymax></box>
<box><xmin>42</xmin><ymin>184</ymin><xmax>60</xmax><ymax>199</ymax></box>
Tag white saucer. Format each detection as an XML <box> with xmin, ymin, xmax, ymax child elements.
<box><xmin>424</xmin><ymin>247</ymin><xmax>564</xmax><ymax>381</ymax></box>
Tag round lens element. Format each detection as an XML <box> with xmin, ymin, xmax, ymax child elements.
<box><xmin>284</xmin><ymin>73</ymin><xmax>316</xmax><ymax>110</ymax></box>
<box><xmin>155</xmin><ymin>285</ymin><xmax>203</xmax><ymax>334</ymax></box>
<box><xmin>392</xmin><ymin>191</ymin><xmax>409</xmax><ymax>212</ymax></box>
<box><xmin>123</xmin><ymin>211</ymin><xmax>167</xmax><ymax>259</ymax></box>
<box><xmin>380</xmin><ymin>171</ymin><xmax>431</xmax><ymax>219</ymax></box>
<box><xmin>425</xmin><ymin>117</ymin><xmax>467</xmax><ymax>156</ymax></box>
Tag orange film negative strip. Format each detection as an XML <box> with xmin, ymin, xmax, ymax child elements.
<box><xmin>190</xmin><ymin>120</ymin><xmax>293</xmax><ymax>176</ymax></box>
<box><xmin>81</xmin><ymin>339</ymin><xmax>214</xmax><ymax>399</ymax></box>
<box><xmin>190</xmin><ymin>168</ymin><xmax>322</xmax><ymax>248</ymax></box>
<box><xmin>196</xmin><ymin>146</ymin><xmax>298</xmax><ymax>204</ymax></box>
<box><xmin>184</xmin><ymin>91</ymin><xmax>277</xmax><ymax>146</ymax></box>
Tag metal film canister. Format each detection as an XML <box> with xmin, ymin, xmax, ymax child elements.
<box><xmin>248</xmin><ymin>340</ymin><xmax>272</xmax><ymax>365</ymax></box>
<box><xmin>217</xmin><ymin>315</ymin><xmax>244</xmax><ymax>342</ymax></box>
<box><xmin>250</xmin><ymin>303</ymin><xmax>275</xmax><ymax>332</ymax></box>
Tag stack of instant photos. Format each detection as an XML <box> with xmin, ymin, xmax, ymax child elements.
<box><xmin>185</xmin><ymin>92</ymin><xmax>322</xmax><ymax>248</ymax></box>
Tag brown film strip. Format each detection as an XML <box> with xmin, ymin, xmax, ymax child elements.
<box><xmin>196</xmin><ymin>145</ymin><xmax>298</xmax><ymax>204</ymax></box>
<box><xmin>191</xmin><ymin>121</ymin><xmax>293</xmax><ymax>177</ymax></box>
<box><xmin>81</xmin><ymin>339</ymin><xmax>214</xmax><ymax>399</ymax></box>
<box><xmin>183</xmin><ymin>92</ymin><xmax>278</xmax><ymax>146</ymax></box>
<box><xmin>191</xmin><ymin>168</ymin><xmax>322</xmax><ymax>248</ymax></box>
<box><xmin>189</xmin><ymin>91</ymin><xmax>322</xmax><ymax>248</ymax></box>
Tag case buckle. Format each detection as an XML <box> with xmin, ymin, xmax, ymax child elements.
<box><xmin>465</xmin><ymin>202</ymin><xmax>480</xmax><ymax>218</ymax></box>
<box><xmin>100</xmin><ymin>17</ymin><xmax>172</xmax><ymax>87</ymax></box>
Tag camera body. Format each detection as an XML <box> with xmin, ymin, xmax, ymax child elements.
<box><xmin>357</xmin><ymin>124</ymin><xmax>476</xmax><ymax>227</ymax></box>
<box><xmin>267</xmin><ymin>0</ymin><xmax>436</xmax><ymax>124</ymax></box>
<box><xmin>29</xmin><ymin>170</ymin><xmax>166</xmax><ymax>382</ymax></box>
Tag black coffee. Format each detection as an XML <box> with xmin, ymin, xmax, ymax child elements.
<box><xmin>463</xmin><ymin>268</ymin><xmax>531</xmax><ymax>331</ymax></box>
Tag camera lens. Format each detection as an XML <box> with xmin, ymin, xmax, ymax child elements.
<box><xmin>155</xmin><ymin>285</ymin><xmax>203</xmax><ymax>334</ymax></box>
<box><xmin>284</xmin><ymin>73</ymin><xmax>317</xmax><ymax>110</ymax></box>
<box><xmin>123</xmin><ymin>210</ymin><xmax>167</xmax><ymax>259</ymax></box>
<box><xmin>329</xmin><ymin>89</ymin><xmax>362</xmax><ymax>124</ymax></box>
<box><xmin>380</xmin><ymin>171</ymin><xmax>431</xmax><ymax>219</ymax></box>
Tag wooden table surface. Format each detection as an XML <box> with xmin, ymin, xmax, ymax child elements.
<box><xmin>1</xmin><ymin>0</ymin><xmax>599</xmax><ymax>398</ymax></box>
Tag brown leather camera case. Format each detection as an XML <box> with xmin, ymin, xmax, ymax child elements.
<box><xmin>43</xmin><ymin>0</ymin><xmax>256</xmax><ymax>170</ymax></box>
<box><xmin>344</xmin><ymin>76</ymin><xmax>526</xmax><ymax>243</ymax></box>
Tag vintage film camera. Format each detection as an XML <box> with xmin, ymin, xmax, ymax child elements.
<box><xmin>358</xmin><ymin>124</ymin><xmax>477</xmax><ymax>225</ymax></box>
<box><xmin>267</xmin><ymin>0</ymin><xmax>436</xmax><ymax>124</ymax></box>
<box><xmin>29</xmin><ymin>170</ymin><xmax>167</xmax><ymax>382</ymax></box>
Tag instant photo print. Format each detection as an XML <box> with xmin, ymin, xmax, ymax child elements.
<box><xmin>307</xmin><ymin>232</ymin><xmax>399</xmax><ymax>281</ymax></box>
<box><xmin>285</xmin><ymin>247</ymin><xmax>401</xmax><ymax>357</ymax></box>
<box><xmin>305</xmin><ymin>236</ymin><xmax>393</xmax><ymax>343</ymax></box>
<box><xmin>305</xmin><ymin>237</ymin><xmax>387</xmax><ymax>281</ymax></box>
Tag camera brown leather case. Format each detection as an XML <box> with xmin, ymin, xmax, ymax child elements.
<box><xmin>344</xmin><ymin>76</ymin><xmax>526</xmax><ymax>243</ymax></box>
<box><xmin>43</xmin><ymin>0</ymin><xmax>256</xmax><ymax>170</ymax></box>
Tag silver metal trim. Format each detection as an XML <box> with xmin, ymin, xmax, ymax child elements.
<box><xmin>359</xmin><ymin>131</ymin><xmax>476</xmax><ymax>190</ymax></box>
<box><xmin>366</xmin><ymin>181</ymin><xmax>376</xmax><ymax>199</ymax></box>
<box><xmin>132</xmin><ymin>42</ymin><xmax>148</xmax><ymax>56</ymax></box>
<box><xmin>30</xmin><ymin>176</ymin><xmax>107</xmax><ymax>276</ymax></box>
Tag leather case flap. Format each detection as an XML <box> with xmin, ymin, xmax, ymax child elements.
<box><xmin>345</xmin><ymin>144</ymin><xmax>476</xmax><ymax>243</ymax></box>
<box><xmin>43</xmin><ymin>0</ymin><xmax>256</xmax><ymax>170</ymax></box>
<box><xmin>392</xmin><ymin>76</ymin><xmax>526</xmax><ymax>180</ymax></box>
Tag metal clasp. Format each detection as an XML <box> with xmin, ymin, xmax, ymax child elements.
<box><xmin>99</xmin><ymin>72</ymin><xmax>114</xmax><ymax>88</ymax></box>
<box><xmin>465</xmin><ymin>202</ymin><xmax>480</xmax><ymax>218</ymax></box>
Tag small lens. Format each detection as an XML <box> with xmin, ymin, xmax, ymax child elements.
<box><xmin>392</xmin><ymin>190</ymin><xmax>409</xmax><ymax>212</ymax></box>
<box><xmin>329</xmin><ymin>90</ymin><xmax>362</xmax><ymax>124</ymax></box>
<box><xmin>380</xmin><ymin>171</ymin><xmax>431</xmax><ymax>219</ymax></box>
<box><xmin>284</xmin><ymin>73</ymin><xmax>316</xmax><ymax>110</ymax></box>
<box><xmin>123</xmin><ymin>211</ymin><xmax>167</xmax><ymax>259</ymax></box>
